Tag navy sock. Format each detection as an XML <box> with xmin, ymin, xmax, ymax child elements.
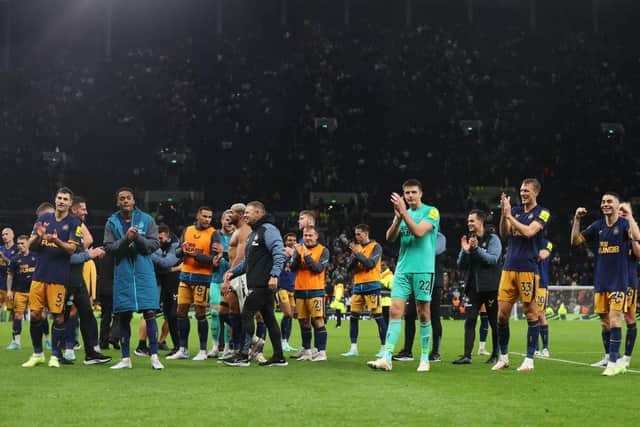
<box><xmin>526</xmin><ymin>320</ymin><xmax>540</xmax><ymax>358</ymax></box>
<box><xmin>91</xmin><ymin>315</ymin><xmax>99</xmax><ymax>347</ymax></box>
<box><xmin>479</xmin><ymin>315</ymin><xmax>489</xmax><ymax>342</ymax></box>
<box><xmin>52</xmin><ymin>324</ymin><xmax>65</xmax><ymax>358</ymax></box>
<box><xmin>314</xmin><ymin>325</ymin><xmax>328</xmax><ymax>351</ymax></box>
<box><xmin>610</xmin><ymin>327</ymin><xmax>622</xmax><ymax>363</ymax></box>
<box><xmin>498</xmin><ymin>322</ymin><xmax>510</xmax><ymax>355</ymax></box>
<box><xmin>42</xmin><ymin>318</ymin><xmax>50</xmax><ymax>336</ymax></box>
<box><xmin>12</xmin><ymin>318</ymin><xmax>21</xmax><ymax>338</ymax></box>
<box><xmin>602</xmin><ymin>329</ymin><xmax>611</xmax><ymax>354</ymax></box>
<box><xmin>374</xmin><ymin>314</ymin><xmax>387</xmax><ymax>345</ymax></box>
<box><xmin>30</xmin><ymin>320</ymin><xmax>43</xmax><ymax>353</ymax></box>
<box><xmin>256</xmin><ymin>322</ymin><xmax>267</xmax><ymax>340</ymax></box>
<box><xmin>197</xmin><ymin>315</ymin><xmax>208</xmax><ymax>351</ymax></box>
<box><xmin>119</xmin><ymin>312</ymin><xmax>132</xmax><ymax>358</ymax></box>
<box><xmin>281</xmin><ymin>316</ymin><xmax>291</xmax><ymax>341</ymax></box>
<box><xmin>540</xmin><ymin>324</ymin><xmax>549</xmax><ymax>350</ymax></box>
<box><xmin>349</xmin><ymin>314</ymin><xmax>359</xmax><ymax>344</ymax></box>
<box><xmin>228</xmin><ymin>314</ymin><xmax>242</xmax><ymax>349</ymax></box>
<box><xmin>178</xmin><ymin>317</ymin><xmax>190</xmax><ymax>349</ymax></box>
<box><xmin>65</xmin><ymin>315</ymin><xmax>78</xmax><ymax>349</ymax></box>
<box><xmin>301</xmin><ymin>326</ymin><xmax>312</xmax><ymax>349</ymax></box>
<box><xmin>625</xmin><ymin>323</ymin><xmax>637</xmax><ymax>357</ymax></box>
<box><xmin>144</xmin><ymin>312</ymin><xmax>159</xmax><ymax>355</ymax></box>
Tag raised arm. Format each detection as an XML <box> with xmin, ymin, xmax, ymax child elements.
<box><xmin>571</xmin><ymin>207</ymin><xmax>588</xmax><ymax>246</ymax></box>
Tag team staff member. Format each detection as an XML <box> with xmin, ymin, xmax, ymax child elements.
<box><xmin>151</xmin><ymin>224</ymin><xmax>181</xmax><ymax>355</ymax></box>
<box><xmin>453</xmin><ymin>210</ymin><xmax>502</xmax><ymax>365</ymax></box>
<box><xmin>104</xmin><ymin>187</ymin><xmax>164</xmax><ymax>370</ymax></box>
<box><xmin>380</xmin><ymin>260</ymin><xmax>394</xmax><ymax>333</ymax></box>
<box><xmin>223</xmin><ymin>201</ymin><xmax>287</xmax><ymax>367</ymax></box>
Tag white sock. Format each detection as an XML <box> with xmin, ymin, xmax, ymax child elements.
<box><xmin>350</xmin><ymin>343</ymin><xmax>358</xmax><ymax>352</ymax></box>
<box><xmin>14</xmin><ymin>334</ymin><xmax>21</xmax><ymax>345</ymax></box>
<box><xmin>211</xmin><ymin>340</ymin><xmax>218</xmax><ymax>350</ymax></box>
<box><xmin>479</xmin><ymin>341</ymin><xmax>486</xmax><ymax>351</ymax></box>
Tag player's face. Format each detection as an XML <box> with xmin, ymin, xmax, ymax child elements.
<box><xmin>1</xmin><ymin>228</ymin><xmax>13</xmax><ymax>244</ymax></box>
<box><xmin>601</xmin><ymin>194</ymin><xmax>620</xmax><ymax>216</ymax></box>
<box><xmin>303</xmin><ymin>230</ymin><xmax>318</xmax><ymax>246</ymax></box>
<box><xmin>519</xmin><ymin>183</ymin><xmax>538</xmax><ymax>205</ymax></box>
<box><xmin>17</xmin><ymin>239</ymin><xmax>28</xmax><ymax>254</ymax></box>
<box><xmin>229</xmin><ymin>209</ymin><xmax>243</xmax><ymax>226</ymax></box>
<box><xmin>285</xmin><ymin>235</ymin><xmax>297</xmax><ymax>248</ymax></box>
<box><xmin>354</xmin><ymin>228</ymin><xmax>368</xmax><ymax>244</ymax></box>
<box><xmin>298</xmin><ymin>214</ymin><xmax>313</xmax><ymax>230</ymax></box>
<box><xmin>158</xmin><ymin>232</ymin><xmax>170</xmax><ymax>245</ymax></box>
<box><xmin>197</xmin><ymin>209</ymin><xmax>213</xmax><ymax>228</ymax></box>
<box><xmin>402</xmin><ymin>186</ymin><xmax>422</xmax><ymax>208</ymax></box>
<box><xmin>467</xmin><ymin>213</ymin><xmax>480</xmax><ymax>233</ymax></box>
<box><xmin>221</xmin><ymin>213</ymin><xmax>234</xmax><ymax>233</ymax></box>
<box><xmin>244</xmin><ymin>205</ymin><xmax>262</xmax><ymax>225</ymax></box>
<box><xmin>73</xmin><ymin>202</ymin><xmax>88</xmax><ymax>222</ymax></box>
<box><xmin>55</xmin><ymin>192</ymin><xmax>72</xmax><ymax>214</ymax></box>
<box><xmin>117</xmin><ymin>191</ymin><xmax>135</xmax><ymax>212</ymax></box>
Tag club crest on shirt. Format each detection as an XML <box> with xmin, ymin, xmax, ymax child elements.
<box><xmin>528</xmin><ymin>214</ymin><xmax>533</xmax><ymax>220</ymax></box>
<box><xmin>613</xmin><ymin>227</ymin><xmax>619</xmax><ymax>235</ymax></box>
<box><xmin>62</xmin><ymin>224</ymin><xmax>69</xmax><ymax>231</ymax></box>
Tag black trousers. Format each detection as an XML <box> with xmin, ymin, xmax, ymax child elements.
<box><xmin>98</xmin><ymin>293</ymin><xmax>117</xmax><ymax>346</ymax></box>
<box><xmin>64</xmin><ymin>285</ymin><xmax>98</xmax><ymax>354</ymax></box>
<box><xmin>240</xmin><ymin>287</ymin><xmax>283</xmax><ymax>358</ymax></box>
<box><xmin>401</xmin><ymin>287</ymin><xmax>443</xmax><ymax>354</ymax></box>
<box><xmin>463</xmin><ymin>289</ymin><xmax>498</xmax><ymax>358</ymax></box>
<box><xmin>160</xmin><ymin>283</ymin><xmax>179</xmax><ymax>349</ymax></box>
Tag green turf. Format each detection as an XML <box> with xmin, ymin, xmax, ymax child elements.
<box><xmin>0</xmin><ymin>317</ymin><xmax>634</xmax><ymax>427</ymax></box>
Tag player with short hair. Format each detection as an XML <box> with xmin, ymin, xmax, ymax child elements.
<box><xmin>493</xmin><ymin>178</ymin><xmax>550</xmax><ymax>372</ymax></box>
<box><xmin>6</xmin><ymin>235</ymin><xmax>35</xmax><ymax>350</ymax></box>
<box><xmin>168</xmin><ymin>206</ymin><xmax>221</xmax><ymax>361</ymax></box>
<box><xmin>619</xmin><ymin>202</ymin><xmax>640</xmax><ymax>368</ymax></box>
<box><xmin>534</xmin><ymin>239</ymin><xmax>553</xmax><ymax>358</ymax></box>
<box><xmin>341</xmin><ymin>224</ymin><xmax>386</xmax><ymax>357</ymax></box>
<box><xmin>105</xmin><ymin>187</ymin><xmax>164</xmax><ymax>370</ymax></box>
<box><xmin>571</xmin><ymin>192</ymin><xmax>640</xmax><ymax>376</ymax></box>
<box><xmin>0</xmin><ymin>227</ymin><xmax>18</xmax><ymax>322</ymax></box>
<box><xmin>279</xmin><ymin>232</ymin><xmax>298</xmax><ymax>352</ymax></box>
<box><xmin>290</xmin><ymin>225</ymin><xmax>330</xmax><ymax>362</ymax></box>
<box><xmin>22</xmin><ymin>187</ymin><xmax>83</xmax><ymax>368</ymax></box>
<box><xmin>207</xmin><ymin>210</ymin><xmax>234</xmax><ymax>358</ymax></box>
<box><xmin>218</xmin><ymin>203</ymin><xmax>250</xmax><ymax>361</ymax></box>
<box><xmin>368</xmin><ymin>178</ymin><xmax>440</xmax><ymax>372</ymax></box>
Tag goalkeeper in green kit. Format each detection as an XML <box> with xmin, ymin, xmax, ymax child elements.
<box><xmin>367</xmin><ymin>178</ymin><xmax>440</xmax><ymax>372</ymax></box>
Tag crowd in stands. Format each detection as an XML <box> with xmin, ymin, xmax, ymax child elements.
<box><xmin>1</xmin><ymin>2</ymin><xmax>638</xmax><ymax>295</ymax></box>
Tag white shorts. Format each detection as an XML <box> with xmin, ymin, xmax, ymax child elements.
<box><xmin>230</xmin><ymin>274</ymin><xmax>249</xmax><ymax>311</ymax></box>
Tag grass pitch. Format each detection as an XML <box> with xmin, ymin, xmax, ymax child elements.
<box><xmin>0</xmin><ymin>317</ymin><xmax>634</xmax><ymax>427</ymax></box>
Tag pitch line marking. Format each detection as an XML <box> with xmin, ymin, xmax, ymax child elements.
<box><xmin>510</xmin><ymin>352</ymin><xmax>640</xmax><ymax>374</ymax></box>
